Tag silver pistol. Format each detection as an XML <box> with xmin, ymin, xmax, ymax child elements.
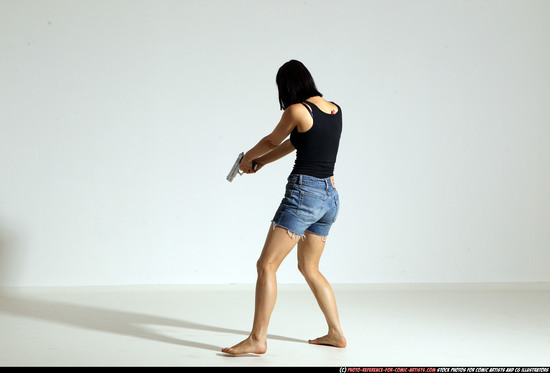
<box><xmin>226</xmin><ymin>152</ymin><xmax>258</xmax><ymax>182</ymax></box>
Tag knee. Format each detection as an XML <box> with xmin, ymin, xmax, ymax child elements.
<box><xmin>298</xmin><ymin>262</ymin><xmax>320</xmax><ymax>280</ymax></box>
<box><xmin>256</xmin><ymin>258</ymin><xmax>277</xmax><ymax>275</ymax></box>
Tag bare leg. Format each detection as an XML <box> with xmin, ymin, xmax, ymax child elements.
<box><xmin>222</xmin><ymin>225</ymin><xmax>299</xmax><ymax>355</ymax></box>
<box><xmin>297</xmin><ymin>232</ymin><xmax>346</xmax><ymax>348</ymax></box>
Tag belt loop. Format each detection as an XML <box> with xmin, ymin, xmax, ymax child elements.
<box><xmin>298</xmin><ymin>175</ymin><xmax>302</xmax><ymax>185</ymax></box>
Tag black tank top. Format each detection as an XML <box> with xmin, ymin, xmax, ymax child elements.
<box><xmin>289</xmin><ymin>101</ymin><xmax>342</xmax><ymax>178</ymax></box>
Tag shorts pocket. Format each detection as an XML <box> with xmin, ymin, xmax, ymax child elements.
<box><xmin>282</xmin><ymin>188</ymin><xmax>300</xmax><ymax>208</ymax></box>
<box><xmin>297</xmin><ymin>190</ymin><xmax>326</xmax><ymax>221</ymax></box>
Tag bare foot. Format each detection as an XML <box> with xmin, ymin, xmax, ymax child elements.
<box><xmin>221</xmin><ymin>336</ymin><xmax>267</xmax><ymax>355</ymax></box>
<box><xmin>308</xmin><ymin>333</ymin><xmax>347</xmax><ymax>348</ymax></box>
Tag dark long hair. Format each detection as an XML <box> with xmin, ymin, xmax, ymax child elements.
<box><xmin>276</xmin><ymin>60</ymin><xmax>323</xmax><ymax>110</ymax></box>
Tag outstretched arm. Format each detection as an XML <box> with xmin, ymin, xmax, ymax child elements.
<box><xmin>240</xmin><ymin>104</ymin><xmax>309</xmax><ymax>173</ymax></box>
<box><xmin>252</xmin><ymin>139</ymin><xmax>295</xmax><ymax>172</ymax></box>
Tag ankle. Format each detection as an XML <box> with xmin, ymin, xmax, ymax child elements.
<box><xmin>328</xmin><ymin>329</ymin><xmax>345</xmax><ymax>339</ymax></box>
<box><xmin>249</xmin><ymin>332</ymin><xmax>267</xmax><ymax>343</ymax></box>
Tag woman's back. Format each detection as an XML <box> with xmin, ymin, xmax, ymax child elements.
<box><xmin>290</xmin><ymin>97</ymin><xmax>342</xmax><ymax>179</ymax></box>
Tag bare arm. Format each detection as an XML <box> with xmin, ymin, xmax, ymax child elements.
<box><xmin>253</xmin><ymin>139</ymin><xmax>295</xmax><ymax>171</ymax></box>
<box><xmin>240</xmin><ymin>104</ymin><xmax>310</xmax><ymax>173</ymax></box>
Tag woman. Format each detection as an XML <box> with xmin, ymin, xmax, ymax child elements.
<box><xmin>222</xmin><ymin>60</ymin><xmax>346</xmax><ymax>355</ymax></box>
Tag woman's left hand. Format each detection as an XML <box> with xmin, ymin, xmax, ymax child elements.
<box><xmin>239</xmin><ymin>154</ymin><xmax>256</xmax><ymax>174</ymax></box>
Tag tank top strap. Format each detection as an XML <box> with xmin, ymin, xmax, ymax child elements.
<box><xmin>303</xmin><ymin>100</ymin><xmax>318</xmax><ymax>109</ymax></box>
<box><xmin>301</xmin><ymin>101</ymin><xmax>314</xmax><ymax>118</ymax></box>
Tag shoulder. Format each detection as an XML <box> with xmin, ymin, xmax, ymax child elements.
<box><xmin>283</xmin><ymin>103</ymin><xmax>311</xmax><ymax>121</ymax></box>
<box><xmin>286</xmin><ymin>102</ymin><xmax>309</xmax><ymax>114</ymax></box>
<box><xmin>282</xmin><ymin>103</ymin><xmax>313</xmax><ymax>133</ymax></box>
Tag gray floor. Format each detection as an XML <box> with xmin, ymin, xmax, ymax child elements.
<box><xmin>0</xmin><ymin>283</ymin><xmax>549</xmax><ymax>367</ymax></box>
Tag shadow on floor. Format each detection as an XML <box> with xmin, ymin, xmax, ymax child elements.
<box><xmin>0</xmin><ymin>291</ymin><xmax>306</xmax><ymax>353</ymax></box>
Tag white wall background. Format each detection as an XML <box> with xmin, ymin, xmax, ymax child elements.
<box><xmin>1</xmin><ymin>0</ymin><xmax>549</xmax><ymax>287</ymax></box>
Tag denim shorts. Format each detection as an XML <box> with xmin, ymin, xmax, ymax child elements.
<box><xmin>272</xmin><ymin>174</ymin><xmax>340</xmax><ymax>238</ymax></box>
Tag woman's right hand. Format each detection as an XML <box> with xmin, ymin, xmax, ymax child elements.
<box><xmin>239</xmin><ymin>154</ymin><xmax>254</xmax><ymax>174</ymax></box>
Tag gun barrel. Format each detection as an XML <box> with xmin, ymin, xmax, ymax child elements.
<box><xmin>226</xmin><ymin>152</ymin><xmax>244</xmax><ymax>182</ymax></box>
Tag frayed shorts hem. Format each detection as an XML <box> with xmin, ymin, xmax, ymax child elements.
<box><xmin>271</xmin><ymin>221</ymin><xmax>328</xmax><ymax>241</ymax></box>
<box><xmin>271</xmin><ymin>221</ymin><xmax>305</xmax><ymax>240</ymax></box>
